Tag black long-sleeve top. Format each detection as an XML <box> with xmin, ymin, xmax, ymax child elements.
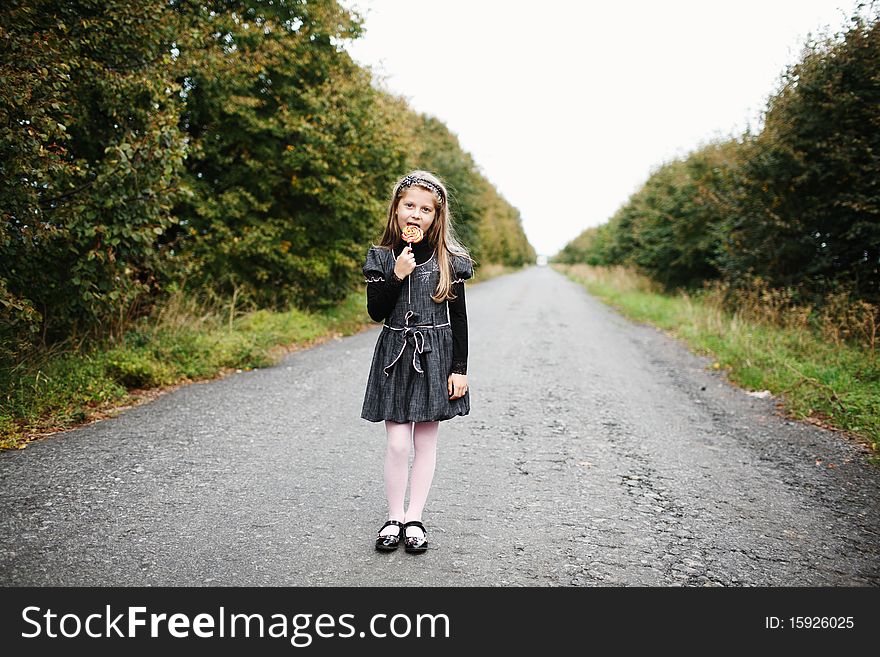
<box><xmin>366</xmin><ymin>239</ymin><xmax>469</xmax><ymax>375</ymax></box>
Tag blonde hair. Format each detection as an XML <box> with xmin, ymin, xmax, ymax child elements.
<box><xmin>374</xmin><ymin>170</ymin><xmax>474</xmax><ymax>303</ymax></box>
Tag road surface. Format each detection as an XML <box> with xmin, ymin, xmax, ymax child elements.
<box><xmin>1</xmin><ymin>265</ymin><xmax>878</xmax><ymax>586</ymax></box>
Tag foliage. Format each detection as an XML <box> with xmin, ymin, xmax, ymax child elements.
<box><xmin>0</xmin><ymin>285</ymin><xmax>372</xmax><ymax>449</ymax></box>
<box><xmin>398</xmin><ymin>111</ymin><xmax>536</xmax><ymax>268</ymax></box>
<box><xmin>1</xmin><ymin>0</ymin><xmax>187</xmax><ymax>353</ymax></box>
<box><xmin>717</xmin><ymin>9</ymin><xmax>880</xmax><ymax>304</ymax></box>
<box><xmin>170</xmin><ymin>0</ymin><xmax>406</xmax><ymax>311</ymax></box>
<box><xmin>559</xmin><ymin>4</ymin><xmax>880</xmax><ymax>316</ymax></box>
<box><xmin>0</xmin><ymin>0</ymin><xmax>534</xmax><ymax>368</ymax></box>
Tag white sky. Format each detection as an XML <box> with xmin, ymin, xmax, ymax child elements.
<box><xmin>343</xmin><ymin>0</ymin><xmax>857</xmax><ymax>256</ymax></box>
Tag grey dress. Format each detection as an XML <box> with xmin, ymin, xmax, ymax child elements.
<box><xmin>361</xmin><ymin>244</ymin><xmax>473</xmax><ymax>423</ymax></box>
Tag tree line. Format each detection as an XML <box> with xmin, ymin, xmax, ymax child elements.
<box><xmin>556</xmin><ymin>4</ymin><xmax>879</xmax><ymax>327</ymax></box>
<box><xmin>0</xmin><ymin>0</ymin><xmax>534</xmax><ymax>363</ymax></box>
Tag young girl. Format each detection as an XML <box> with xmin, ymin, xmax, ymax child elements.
<box><xmin>361</xmin><ymin>170</ymin><xmax>475</xmax><ymax>554</ymax></box>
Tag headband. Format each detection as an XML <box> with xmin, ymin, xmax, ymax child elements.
<box><xmin>397</xmin><ymin>175</ymin><xmax>445</xmax><ymax>204</ymax></box>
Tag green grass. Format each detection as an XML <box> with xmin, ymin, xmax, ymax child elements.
<box><xmin>1</xmin><ymin>265</ymin><xmax>513</xmax><ymax>451</ymax></box>
<box><xmin>0</xmin><ymin>289</ymin><xmax>373</xmax><ymax>450</ymax></box>
<box><xmin>557</xmin><ymin>264</ymin><xmax>880</xmax><ymax>464</ymax></box>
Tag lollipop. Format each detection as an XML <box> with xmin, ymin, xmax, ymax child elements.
<box><xmin>401</xmin><ymin>224</ymin><xmax>424</xmax><ymax>244</ymax></box>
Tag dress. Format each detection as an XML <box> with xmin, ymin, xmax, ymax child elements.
<box><xmin>361</xmin><ymin>243</ymin><xmax>473</xmax><ymax>423</ymax></box>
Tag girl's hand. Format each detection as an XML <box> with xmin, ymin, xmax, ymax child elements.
<box><xmin>393</xmin><ymin>244</ymin><xmax>416</xmax><ymax>279</ymax></box>
<box><xmin>448</xmin><ymin>373</ymin><xmax>468</xmax><ymax>400</ymax></box>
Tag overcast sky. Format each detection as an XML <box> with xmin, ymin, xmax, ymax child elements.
<box><xmin>343</xmin><ymin>0</ymin><xmax>857</xmax><ymax>256</ymax></box>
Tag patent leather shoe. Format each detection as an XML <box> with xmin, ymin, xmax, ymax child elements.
<box><xmin>403</xmin><ymin>520</ymin><xmax>428</xmax><ymax>554</ymax></box>
<box><xmin>375</xmin><ymin>520</ymin><xmax>403</xmax><ymax>552</ymax></box>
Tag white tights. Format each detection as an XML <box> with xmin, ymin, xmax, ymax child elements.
<box><xmin>380</xmin><ymin>420</ymin><xmax>439</xmax><ymax>540</ymax></box>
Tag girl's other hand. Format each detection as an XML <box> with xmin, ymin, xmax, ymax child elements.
<box><xmin>394</xmin><ymin>244</ymin><xmax>416</xmax><ymax>279</ymax></box>
<box><xmin>448</xmin><ymin>373</ymin><xmax>468</xmax><ymax>400</ymax></box>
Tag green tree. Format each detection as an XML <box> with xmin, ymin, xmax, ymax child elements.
<box><xmin>1</xmin><ymin>0</ymin><xmax>187</xmax><ymax>351</ymax></box>
<box><xmin>718</xmin><ymin>7</ymin><xmax>880</xmax><ymax>302</ymax></box>
<box><xmin>399</xmin><ymin>109</ymin><xmax>533</xmax><ymax>267</ymax></box>
<box><xmin>628</xmin><ymin>141</ymin><xmax>738</xmax><ymax>290</ymax></box>
<box><xmin>170</xmin><ymin>0</ymin><xmax>406</xmax><ymax>310</ymax></box>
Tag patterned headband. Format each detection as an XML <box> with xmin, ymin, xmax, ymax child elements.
<box><xmin>397</xmin><ymin>175</ymin><xmax>445</xmax><ymax>204</ymax></box>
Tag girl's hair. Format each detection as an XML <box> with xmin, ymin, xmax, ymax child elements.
<box><xmin>374</xmin><ymin>170</ymin><xmax>475</xmax><ymax>303</ymax></box>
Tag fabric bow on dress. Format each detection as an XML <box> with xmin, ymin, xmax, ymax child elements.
<box><xmin>382</xmin><ymin>310</ymin><xmax>433</xmax><ymax>376</ymax></box>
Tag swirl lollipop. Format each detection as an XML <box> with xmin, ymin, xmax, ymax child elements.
<box><xmin>401</xmin><ymin>224</ymin><xmax>424</xmax><ymax>244</ymax></box>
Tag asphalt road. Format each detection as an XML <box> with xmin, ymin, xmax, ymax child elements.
<box><xmin>1</xmin><ymin>265</ymin><xmax>878</xmax><ymax>586</ymax></box>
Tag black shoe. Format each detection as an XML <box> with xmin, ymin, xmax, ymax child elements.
<box><xmin>403</xmin><ymin>520</ymin><xmax>428</xmax><ymax>554</ymax></box>
<box><xmin>375</xmin><ymin>520</ymin><xmax>403</xmax><ymax>552</ymax></box>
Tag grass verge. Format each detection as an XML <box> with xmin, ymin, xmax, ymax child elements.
<box><xmin>0</xmin><ymin>290</ymin><xmax>370</xmax><ymax>450</ymax></box>
<box><xmin>556</xmin><ymin>263</ymin><xmax>880</xmax><ymax>465</ymax></box>
<box><xmin>0</xmin><ymin>265</ymin><xmax>511</xmax><ymax>450</ymax></box>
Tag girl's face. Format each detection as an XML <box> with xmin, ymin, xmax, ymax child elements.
<box><xmin>395</xmin><ymin>187</ymin><xmax>437</xmax><ymax>239</ymax></box>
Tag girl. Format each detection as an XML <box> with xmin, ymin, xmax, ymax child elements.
<box><xmin>361</xmin><ymin>170</ymin><xmax>475</xmax><ymax>554</ymax></box>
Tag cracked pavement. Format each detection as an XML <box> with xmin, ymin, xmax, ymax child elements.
<box><xmin>1</xmin><ymin>265</ymin><xmax>878</xmax><ymax>586</ymax></box>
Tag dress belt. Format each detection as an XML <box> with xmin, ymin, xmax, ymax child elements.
<box><xmin>382</xmin><ymin>310</ymin><xmax>450</xmax><ymax>376</ymax></box>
